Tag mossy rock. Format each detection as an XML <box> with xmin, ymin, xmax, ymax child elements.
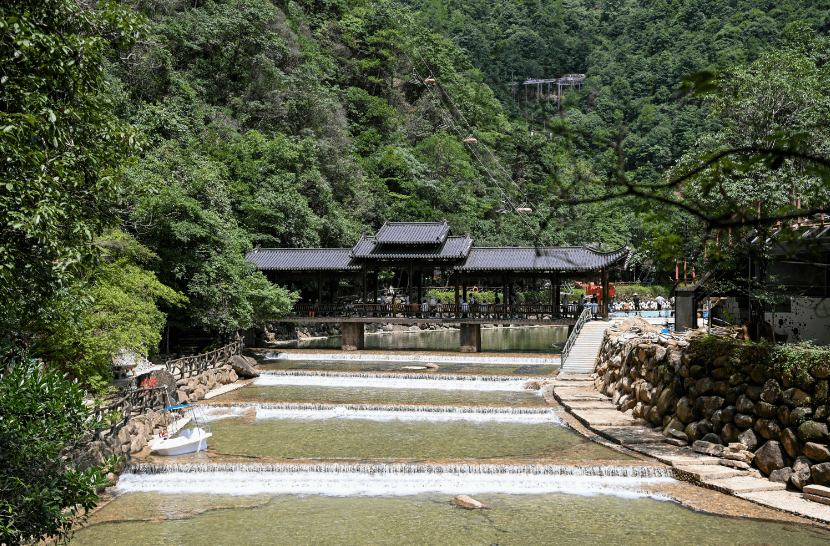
<box><xmin>797</xmin><ymin>420</ymin><xmax>829</xmax><ymax>443</ymax></box>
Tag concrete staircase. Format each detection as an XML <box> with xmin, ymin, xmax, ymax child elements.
<box><xmin>559</xmin><ymin>321</ymin><xmax>608</xmax><ymax>374</ymax></box>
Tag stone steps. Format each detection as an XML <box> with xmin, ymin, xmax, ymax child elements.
<box><xmin>673</xmin><ymin>465</ymin><xmax>749</xmax><ymax>481</ymax></box>
<box><xmin>701</xmin><ymin>476</ymin><xmax>787</xmax><ymax>495</ymax></box>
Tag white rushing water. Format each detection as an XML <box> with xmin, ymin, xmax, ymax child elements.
<box><xmin>119</xmin><ymin>463</ymin><xmax>674</xmax><ymax>499</ymax></box>
<box><xmin>201</xmin><ymin>404</ymin><xmax>565</xmax><ymax>424</ymax></box>
<box><xmin>255</xmin><ymin>371</ymin><xmax>547</xmax><ymax>392</ymax></box>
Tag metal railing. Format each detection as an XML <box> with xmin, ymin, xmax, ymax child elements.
<box><xmin>561</xmin><ymin>306</ymin><xmax>593</xmax><ymax>367</ymax></box>
<box><xmin>290</xmin><ymin>303</ymin><xmax>582</xmax><ymax>321</ymax></box>
<box><xmin>164</xmin><ymin>340</ymin><xmax>243</xmax><ymax>380</ymax></box>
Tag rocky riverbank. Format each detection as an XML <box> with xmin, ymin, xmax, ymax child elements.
<box><xmin>594</xmin><ymin>318</ymin><xmax>830</xmax><ymax>491</ymax></box>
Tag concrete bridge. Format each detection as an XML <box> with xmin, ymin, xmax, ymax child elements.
<box><xmin>270</xmin><ymin>302</ymin><xmax>583</xmax><ymax>351</ymax></box>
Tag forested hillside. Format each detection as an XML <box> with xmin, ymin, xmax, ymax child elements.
<box><xmin>3</xmin><ymin>0</ymin><xmax>829</xmax><ymax>387</ymax></box>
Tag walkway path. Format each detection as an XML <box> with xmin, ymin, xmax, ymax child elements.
<box><xmin>552</xmin><ymin>373</ymin><xmax>830</xmax><ymax>524</ymax></box>
<box><xmin>559</xmin><ymin>320</ymin><xmax>608</xmax><ymax>374</ymax></box>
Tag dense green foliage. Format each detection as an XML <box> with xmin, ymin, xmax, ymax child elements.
<box><xmin>0</xmin><ymin>0</ymin><xmax>143</xmax><ymax>359</ymax></box>
<box><xmin>0</xmin><ymin>364</ymin><xmax>107</xmax><ymax>545</ymax></box>
<box><xmin>3</xmin><ymin>0</ymin><xmax>827</xmax><ymax>371</ymax></box>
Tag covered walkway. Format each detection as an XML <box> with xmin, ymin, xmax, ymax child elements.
<box><xmin>247</xmin><ymin>220</ymin><xmax>631</xmax><ymax>351</ymax></box>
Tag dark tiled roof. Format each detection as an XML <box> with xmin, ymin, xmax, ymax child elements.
<box><xmin>352</xmin><ymin>233</ymin><xmax>473</xmax><ymax>260</ymax></box>
<box><xmin>455</xmin><ymin>246</ymin><xmax>631</xmax><ymax>272</ymax></box>
<box><xmin>374</xmin><ymin>219</ymin><xmax>451</xmax><ymax>245</ymax></box>
<box><xmin>246</xmin><ymin>248</ymin><xmax>360</xmax><ymax>271</ymax></box>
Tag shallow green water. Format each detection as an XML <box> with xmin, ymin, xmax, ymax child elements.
<box><xmin>217</xmin><ymin>384</ymin><xmax>551</xmax><ymax>406</ymax></box>
<box><xmin>74</xmin><ymin>493</ymin><xmax>830</xmax><ymax>546</ymax></box>
<box><xmin>207</xmin><ymin>417</ymin><xmax>624</xmax><ymax>460</ymax></box>
<box><xmin>258</xmin><ymin>359</ymin><xmax>559</xmax><ymax>376</ymax></box>
<box><xmin>289</xmin><ymin>325</ymin><xmax>567</xmax><ymax>352</ymax></box>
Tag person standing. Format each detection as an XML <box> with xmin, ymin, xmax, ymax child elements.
<box><xmin>633</xmin><ymin>293</ymin><xmax>641</xmax><ymax>315</ymax></box>
<box><xmin>655</xmin><ymin>294</ymin><xmax>665</xmax><ymax>316</ymax></box>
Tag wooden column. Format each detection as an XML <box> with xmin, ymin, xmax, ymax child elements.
<box><xmin>331</xmin><ymin>277</ymin><xmax>338</xmax><ymax>303</ymax></box>
<box><xmin>554</xmin><ymin>272</ymin><xmax>560</xmax><ymax>314</ymax></box>
<box><xmin>408</xmin><ymin>262</ymin><xmax>414</xmax><ymax>304</ymax></box>
<box><xmin>602</xmin><ymin>268</ymin><xmax>610</xmax><ymax>320</ymax></box>
<box><xmin>417</xmin><ymin>269</ymin><xmax>423</xmax><ymax>304</ymax></box>
<box><xmin>317</xmin><ymin>271</ymin><xmax>323</xmax><ymax>304</ymax></box>
<box><xmin>372</xmin><ymin>271</ymin><xmax>378</xmax><ymax>304</ymax></box>
<box><xmin>454</xmin><ymin>273</ymin><xmax>460</xmax><ymax>306</ymax></box>
<box><xmin>502</xmin><ymin>274</ymin><xmax>508</xmax><ymax>318</ymax></box>
<box><xmin>342</xmin><ymin>322</ymin><xmax>364</xmax><ymax>351</ymax></box>
<box><xmin>362</xmin><ymin>264</ymin><xmax>367</xmax><ymax>303</ymax></box>
<box><xmin>460</xmin><ymin>324</ymin><xmax>481</xmax><ymax>353</ymax></box>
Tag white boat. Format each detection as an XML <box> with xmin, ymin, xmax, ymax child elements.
<box><xmin>150</xmin><ymin>404</ymin><xmax>212</xmax><ymax>456</ymax></box>
<box><xmin>151</xmin><ymin>426</ymin><xmax>212</xmax><ymax>456</ymax></box>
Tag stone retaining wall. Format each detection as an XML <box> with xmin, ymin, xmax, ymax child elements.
<box><xmin>175</xmin><ymin>363</ymin><xmax>238</xmax><ymax>403</ymax></box>
<box><xmin>594</xmin><ymin>320</ymin><xmax>830</xmax><ymax>490</ymax></box>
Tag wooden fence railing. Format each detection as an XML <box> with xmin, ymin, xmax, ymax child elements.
<box><xmin>164</xmin><ymin>340</ymin><xmax>243</xmax><ymax>380</ymax></box>
<box><xmin>291</xmin><ymin>303</ymin><xmax>583</xmax><ymax>321</ymax></box>
<box><xmin>88</xmin><ymin>340</ymin><xmax>244</xmax><ymax>444</ymax></box>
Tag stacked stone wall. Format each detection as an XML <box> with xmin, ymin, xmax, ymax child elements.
<box><xmin>595</xmin><ymin>323</ymin><xmax>830</xmax><ymax>490</ymax></box>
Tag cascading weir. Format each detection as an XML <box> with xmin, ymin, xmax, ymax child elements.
<box><xmin>118</xmin><ymin>462</ymin><xmax>675</xmax><ymax>498</ymax></box>
<box><xmin>253</xmin><ymin>371</ymin><xmax>551</xmax><ymax>392</ymax></box>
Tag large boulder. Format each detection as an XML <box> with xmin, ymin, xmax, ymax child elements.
<box><xmin>738</xmin><ymin>429</ymin><xmax>760</xmax><ymax>451</ymax></box>
<box><xmin>721</xmin><ymin>423</ymin><xmax>740</xmax><ymax>444</ymax></box>
<box><xmin>137</xmin><ymin>369</ymin><xmax>179</xmax><ymax>405</ymax></box>
<box><xmin>700</xmin><ymin>396</ymin><xmax>724</xmax><ymax>420</ymax></box>
<box><xmin>792</xmin><ymin>456</ymin><xmax>812</xmax><ymax>490</ymax></box>
<box><xmin>769</xmin><ymin>467</ymin><xmax>793</xmax><ymax>484</ymax></box>
<box><xmin>804</xmin><ymin>442</ymin><xmax>830</xmax><ymax>463</ymax></box>
<box><xmin>780</xmin><ymin>428</ymin><xmax>802</xmax><ymax>459</ymax></box>
<box><xmin>755</xmin><ymin>418</ymin><xmax>781</xmax><ymax>440</ymax></box>
<box><xmin>736</xmin><ymin>394</ymin><xmax>755</xmax><ymax>414</ymax></box>
<box><xmin>760</xmin><ymin>379</ymin><xmax>781</xmax><ymax>404</ymax></box>
<box><xmin>676</xmin><ymin>397</ymin><xmax>696</xmax><ymax>423</ymax></box>
<box><xmin>754</xmin><ymin>441</ymin><xmax>786</xmax><ymax>476</ymax></box>
<box><xmin>790</xmin><ymin>407</ymin><xmax>814</xmax><ymax>427</ymax></box>
<box><xmin>753</xmin><ymin>401</ymin><xmax>777</xmax><ymax>419</ymax></box>
<box><xmin>656</xmin><ymin>389</ymin><xmax>677</xmax><ymax>416</ymax></box>
<box><xmin>798</xmin><ymin>421</ymin><xmax>829</xmax><ymax>443</ymax></box>
<box><xmin>229</xmin><ymin>355</ymin><xmax>260</xmax><ymax>378</ymax></box>
<box><xmin>782</xmin><ymin>388</ymin><xmax>811</xmax><ymax>407</ymax></box>
<box><xmin>811</xmin><ymin>463</ymin><xmax>830</xmax><ymax>487</ymax></box>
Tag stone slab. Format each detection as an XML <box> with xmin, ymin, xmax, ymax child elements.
<box><xmin>804</xmin><ymin>485</ymin><xmax>830</xmax><ymax>499</ymax></box>
<box><xmin>556</xmin><ymin>374</ymin><xmax>594</xmax><ymax>382</ymax></box>
<box><xmin>204</xmin><ymin>380</ymin><xmax>252</xmax><ymax>399</ymax></box>
<box><xmin>627</xmin><ymin>443</ymin><xmax>722</xmax><ymax>466</ymax></box>
<box><xmin>805</xmin><ymin>493</ymin><xmax>830</xmax><ymax>507</ymax></box>
<box><xmin>674</xmin><ymin>465</ymin><xmax>748</xmax><ymax>481</ymax></box>
<box><xmin>740</xmin><ymin>490</ymin><xmax>830</xmax><ymax>524</ymax></box>
<box><xmin>554</xmin><ymin>391</ymin><xmax>609</xmax><ymax>402</ymax></box>
<box><xmin>565</xmin><ymin>401</ymin><xmax>618</xmax><ymax>410</ymax></box>
<box><xmin>702</xmin><ymin>476</ymin><xmax>787</xmax><ymax>495</ymax></box>
<box><xmin>571</xmin><ymin>409</ymin><xmax>638</xmax><ymax>427</ymax></box>
<box><xmin>594</xmin><ymin>426</ymin><xmax>667</xmax><ymax>445</ymax></box>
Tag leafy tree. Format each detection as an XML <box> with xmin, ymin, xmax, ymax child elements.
<box><xmin>0</xmin><ymin>364</ymin><xmax>109</xmax><ymax>545</ymax></box>
<box><xmin>0</xmin><ymin>0</ymin><xmax>145</xmax><ymax>359</ymax></box>
<box><xmin>30</xmin><ymin>233</ymin><xmax>188</xmax><ymax>390</ymax></box>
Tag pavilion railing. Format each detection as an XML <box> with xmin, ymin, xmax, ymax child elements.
<box><xmin>561</xmin><ymin>306</ymin><xmax>593</xmax><ymax>367</ymax></box>
<box><xmin>290</xmin><ymin>303</ymin><xmax>582</xmax><ymax>321</ymax></box>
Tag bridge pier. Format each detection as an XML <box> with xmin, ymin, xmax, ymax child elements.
<box><xmin>460</xmin><ymin>323</ymin><xmax>481</xmax><ymax>353</ymax></box>
<box><xmin>342</xmin><ymin>322</ymin><xmax>364</xmax><ymax>351</ymax></box>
